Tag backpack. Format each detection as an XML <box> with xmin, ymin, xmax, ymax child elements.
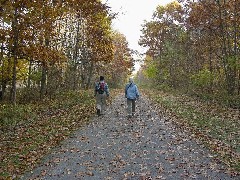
<box><xmin>97</xmin><ymin>82</ymin><xmax>105</xmax><ymax>94</ymax></box>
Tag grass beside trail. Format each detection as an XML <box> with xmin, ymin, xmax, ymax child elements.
<box><xmin>0</xmin><ymin>90</ymin><xmax>99</xmax><ymax>179</ymax></box>
<box><xmin>145</xmin><ymin>89</ymin><xmax>240</xmax><ymax>173</ymax></box>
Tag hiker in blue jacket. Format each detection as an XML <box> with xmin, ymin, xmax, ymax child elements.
<box><xmin>125</xmin><ymin>77</ymin><xmax>140</xmax><ymax>118</ymax></box>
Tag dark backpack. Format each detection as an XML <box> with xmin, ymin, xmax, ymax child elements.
<box><xmin>97</xmin><ymin>82</ymin><xmax>105</xmax><ymax>94</ymax></box>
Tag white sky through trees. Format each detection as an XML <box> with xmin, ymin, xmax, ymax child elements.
<box><xmin>103</xmin><ymin>0</ymin><xmax>173</xmax><ymax>72</ymax></box>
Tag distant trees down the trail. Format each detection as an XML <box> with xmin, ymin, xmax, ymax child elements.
<box><xmin>137</xmin><ymin>0</ymin><xmax>240</xmax><ymax>108</ymax></box>
<box><xmin>0</xmin><ymin>0</ymin><xmax>133</xmax><ymax>104</ymax></box>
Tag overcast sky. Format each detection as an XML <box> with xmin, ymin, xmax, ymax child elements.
<box><xmin>103</xmin><ymin>0</ymin><xmax>173</xmax><ymax>71</ymax></box>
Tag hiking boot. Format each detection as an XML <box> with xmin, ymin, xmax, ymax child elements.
<box><xmin>127</xmin><ymin>114</ymin><xmax>132</xmax><ymax>118</ymax></box>
<box><xmin>97</xmin><ymin>109</ymin><xmax>101</xmax><ymax>116</ymax></box>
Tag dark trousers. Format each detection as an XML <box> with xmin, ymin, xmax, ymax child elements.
<box><xmin>127</xmin><ymin>98</ymin><xmax>136</xmax><ymax>115</ymax></box>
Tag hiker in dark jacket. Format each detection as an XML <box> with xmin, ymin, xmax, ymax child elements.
<box><xmin>95</xmin><ymin>76</ymin><xmax>109</xmax><ymax>116</ymax></box>
<box><xmin>125</xmin><ymin>77</ymin><xmax>140</xmax><ymax>118</ymax></box>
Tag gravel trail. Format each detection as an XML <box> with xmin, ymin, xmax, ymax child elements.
<box><xmin>21</xmin><ymin>95</ymin><xmax>239</xmax><ymax>180</ymax></box>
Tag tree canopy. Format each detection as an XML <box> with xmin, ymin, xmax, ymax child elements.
<box><xmin>0</xmin><ymin>0</ymin><xmax>134</xmax><ymax>104</ymax></box>
<box><xmin>137</xmin><ymin>0</ymin><xmax>240</xmax><ymax>107</ymax></box>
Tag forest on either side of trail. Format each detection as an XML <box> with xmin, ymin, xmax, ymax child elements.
<box><xmin>0</xmin><ymin>0</ymin><xmax>239</xmax><ymax>179</ymax></box>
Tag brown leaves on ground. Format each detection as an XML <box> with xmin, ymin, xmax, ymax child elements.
<box><xmin>145</xmin><ymin>89</ymin><xmax>240</xmax><ymax>172</ymax></box>
<box><xmin>0</xmin><ymin>90</ymin><xmax>96</xmax><ymax>179</ymax></box>
<box><xmin>1</xmin><ymin>89</ymin><xmax>239</xmax><ymax>179</ymax></box>
<box><xmin>12</xmin><ymin>92</ymin><xmax>240</xmax><ymax>179</ymax></box>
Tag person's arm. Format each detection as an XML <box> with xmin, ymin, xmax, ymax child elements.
<box><xmin>135</xmin><ymin>85</ymin><xmax>140</xmax><ymax>99</ymax></box>
<box><xmin>125</xmin><ymin>84</ymin><xmax>128</xmax><ymax>98</ymax></box>
<box><xmin>105</xmin><ymin>83</ymin><xmax>110</xmax><ymax>96</ymax></box>
<box><xmin>94</xmin><ymin>83</ymin><xmax>98</xmax><ymax>96</ymax></box>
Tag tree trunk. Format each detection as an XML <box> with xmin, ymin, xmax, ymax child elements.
<box><xmin>1</xmin><ymin>80</ymin><xmax>7</xmax><ymax>100</ymax></box>
<box><xmin>27</xmin><ymin>59</ymin><xmax>33</xmax><ymax>89</ymax></box>
<box><xmin>10</xmin><ymin>7</ymin><xmax>19</xmax><ymax>105</ymax></box>
<box><xmin>217</xmin><ymin>0</ymin><xmax>236</xmax><ymax>96</ymax></box>
<box><xmin>233</xmin><ymin>0</ymin><xmax>239</xmax><ymax>95</ymax></box>
<box><xmin>73</xmin><ymin>20</ymin><xmax>80</xmax><ymax>90</ymax></box>
<box><xmin>238</xmin><ymin>71</ymin><xmax>240</xmax><ymax>95</ymax></box>
<box><xmin>40</xmin><ymin>63</ymin><xmax>47</xmax><ymax>100</ymax></box>
<box><xmin>86</xmin><ymin>61</ymin><xmax>94</xmax><ymax>89</ymax></box>
<box><xmin>208</xmin><ymin>27</ymin><xmax>213</xmax><ymax>94</ymax></box>
<box><xmin>0</xmin><ymin>34</ymin><xmax>3</xmax><ymax>101</ymax></box>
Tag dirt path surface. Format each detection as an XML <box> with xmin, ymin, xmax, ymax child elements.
<box><xmin>21</xmin><ymin>95</ymin><xmax>239</xmax><ymax>180</ymax></box>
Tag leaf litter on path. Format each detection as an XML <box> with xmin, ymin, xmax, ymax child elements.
<box><xmin>21</xmin><ymin>94</ymin><xmax>239</xmax><ymax>179</ymax></box>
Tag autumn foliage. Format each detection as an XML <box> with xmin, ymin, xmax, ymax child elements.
<box><xmin>138</xmin><ymin>0</ymin><xmax>240</xmax><ymax>108</ymax></box>
<box><xmin>0</xmin><ymin>0</ymin><xmax>133</xmax><ymax>104</ymax></box>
